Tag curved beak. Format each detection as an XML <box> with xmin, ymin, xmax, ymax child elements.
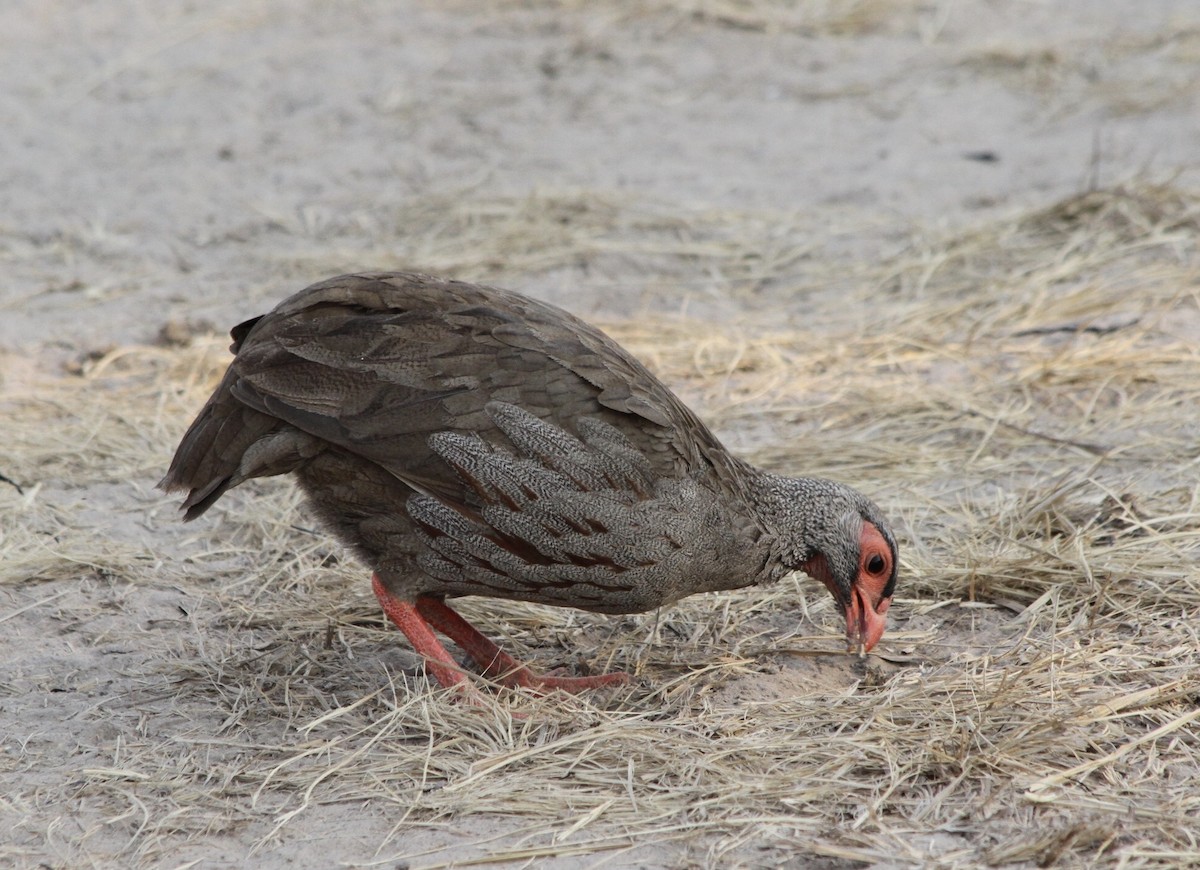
<box><xmin>846</xmin><ymin>586</ymin><xmax>891</xmax><ymax>654</ymax></box>
<box><xmin>802</xmin><ymin>553</ymin><xmax>892</xmax><ymax>655</ymax></box>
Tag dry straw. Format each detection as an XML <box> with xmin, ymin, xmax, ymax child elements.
<box><xmin>2</xmin><ymin>183</ymin><xmax>1199</xmax><ymax>866</ymax></box>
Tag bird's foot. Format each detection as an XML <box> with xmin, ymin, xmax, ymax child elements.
<box><xmin>415</xmin><ymin>593</ymin><xmax>630</xmax><ymax>694</ymax></box>
<box><xmin>372</xmin><ymin>576</ymin><xmax>629</xmax><ymax>697</ymax></box>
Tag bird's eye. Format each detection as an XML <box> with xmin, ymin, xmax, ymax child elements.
<box><xmin>866</xmin><ymin>554</ymin><xmax>886</xmax><ymax>575</ymax></box>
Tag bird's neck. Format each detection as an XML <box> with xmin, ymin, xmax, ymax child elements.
<box><xmin>741</xmin><ymin>469</ymin><xmax>843</xmax><ymax>577</ymax></box>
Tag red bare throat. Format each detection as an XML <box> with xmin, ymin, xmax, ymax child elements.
<box><xmin>802</xmin><ymin>521</ymin><xmax>893</xmax><ymax>654</ymax></box>
<box><xmin>847</xmin><ymin>521</ymin><xmax>893</xmax><ymax>653</ymax></box>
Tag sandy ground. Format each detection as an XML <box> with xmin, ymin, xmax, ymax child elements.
<box><xmin>5</xmin><ymin>0</ymin><xmax>1198</xmax><ymax>352</ymax></box>
<box><xmin>3</xmin><ymin>1</ymin><xmax>1200</xmax><ymax>868</ymax></box>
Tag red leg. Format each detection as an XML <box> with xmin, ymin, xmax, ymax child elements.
<box><xmin>415</xmin><ymin>596</ymin><xmax>631</xmax><ymax>692</ymax></box>
<box><xmin>371</xmin><ymin>573</ymin><xmax>469</xmax><ymax>690</ymax></box>
<box><xmin>414</xmin><ymin>596</ymin><xmax>524</xmax><ymax>677</ymax></box>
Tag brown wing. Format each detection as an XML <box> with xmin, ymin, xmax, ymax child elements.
<box><xmin>404</xmin><ymin>403</ymin><xmax>739</xmax><ymax>611</ymax></box>
<box><xmin>161</xmin><ymin>272</ymin><xmax>742</xmax><ymax>520</ymax></box>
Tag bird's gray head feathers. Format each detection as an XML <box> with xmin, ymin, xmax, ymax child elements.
<box><xmin>749</xmin><ymin>471</ymin><xmax>898</xmax><ymax>606</ymax></box>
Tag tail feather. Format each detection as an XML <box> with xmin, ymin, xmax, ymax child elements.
<box><xmin>160</xmin><ymin>369</ymin><xmax>318</xmax><ymax>520</ymax></box>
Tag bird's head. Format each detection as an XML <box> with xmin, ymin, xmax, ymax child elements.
<box><xmin>753</xmin><ymin>473</ymin><xmax>898</xmax><ymax>653</ymax></box>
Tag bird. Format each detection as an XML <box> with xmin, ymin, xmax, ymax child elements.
<box><xmin>160</xmin><ymin>272</ymin><xmax>897</xmax><ymax>692</ymax></box>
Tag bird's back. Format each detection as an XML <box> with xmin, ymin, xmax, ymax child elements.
<box><xmin>161</xmin><ymin>272</ymin><xmax>767</xmax><ymax>611</ymax></box>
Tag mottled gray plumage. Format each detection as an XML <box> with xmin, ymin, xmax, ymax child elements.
<box><xmin>161</xmin><ymin>272</ymin><xmax>898</xmax><ymax>687</ymax></box>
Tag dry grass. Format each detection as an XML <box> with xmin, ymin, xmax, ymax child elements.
<box><xmin>3</xmin><ymin>183</ymin><xmax>1200</xmax><ymax>867</ymax></box>
<box><xmin>962</xmin><ymin>23</ymin><xmax>1200</xmax><ymax>117</ymax></box>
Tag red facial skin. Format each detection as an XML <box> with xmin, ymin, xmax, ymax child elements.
<box><xmin>802</xmin><ymin>521</ymin><xmax>894</xmax><ymax>654</ymax></box>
